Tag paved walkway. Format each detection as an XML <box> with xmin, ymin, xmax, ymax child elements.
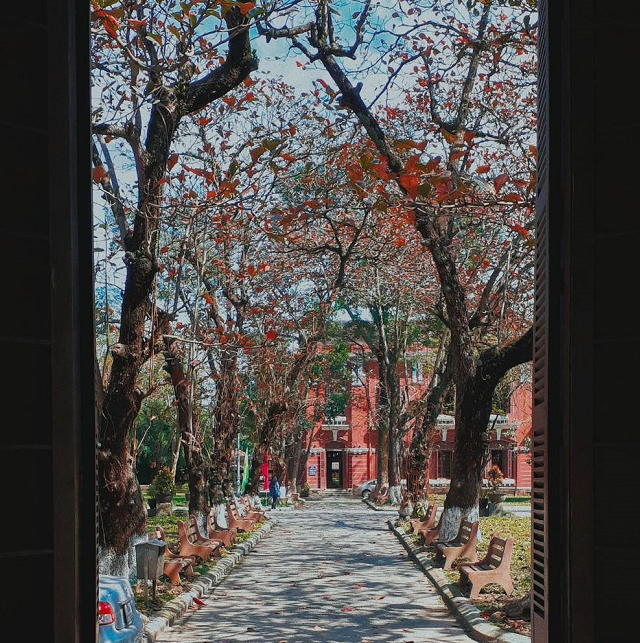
<box><xmin>154</xmin><ymin>495</ymin><xmax>475</xmax><ymax>643</ymax></box>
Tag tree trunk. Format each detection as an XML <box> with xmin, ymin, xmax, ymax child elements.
<box><xmin>97</xmin><ymin>273</ymin><xmax>170</xmax><ymax>554</ymax></box>
<box><xmin>406</xmin><ymin>335</ymin><xmax>451</xmax><ymax>503</ymax></box>
<box><xmin>95</xmin><ymin>4</ymin><xmax>258</xmax><ymax>557</ymax></box>
<box><xmin>210</xmin><ymin>349</ymin><xmax>241</xmax><ymax>490</ymax></box>
<box><xmin>249</xmin><ymin>400</ymin><xmax>288</xmax><ymax>488</ymax></box>
<box><xmin>376</xmin><ymin>389</ymin><xmax>390</xmax><ymax>490</ymax></box>
<box><xmin>386</xmin><ymin>365</ymin><xmax>402</xmax><ymax>488</ymax></box>
<box><xmin>439</xmin><ymin>330</ymin><xmax>533</xmax><ymax>540</ymax></box>
<box><xmin>285</xmin><ymin>419</ymin><xmax>310</xmax><ymax>496</ymax></box>
<box><xmin>406</xmin><ymin>366</ymin><xmax>452</xmax><ymax>504</ymax></box>
<box><xmin>163</xmin><ymin>336</ymin><xmax>210</xmax><ymax>515</ymax></box>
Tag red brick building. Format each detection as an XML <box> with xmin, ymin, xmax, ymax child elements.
<box><xmin>304</xmin><ymin>349</ymin><xmax>532</xmax><ymax>494</ymax></box>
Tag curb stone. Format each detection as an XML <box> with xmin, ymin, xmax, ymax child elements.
<box><xmin>143</xmin><ymin>516</ymin><xmax>279</xmax><ymax>642</ymax></box>
<box><xmin>386</xmin><ymin>519</ymin><xmax>530</xmax><ymax>643</ymax></box>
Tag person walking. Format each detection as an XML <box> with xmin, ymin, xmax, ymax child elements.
<box><xmin>268</xmin><ymin>474</ymin><xmax>280</xmax><ymax>510</ymax></box>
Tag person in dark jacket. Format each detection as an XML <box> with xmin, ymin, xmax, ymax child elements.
<box><xmin>268</xmin><ymin>474</ymin><xmax>280</xmax><ymax>509</ymax></box>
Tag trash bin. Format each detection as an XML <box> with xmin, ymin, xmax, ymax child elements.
<box><xmin>135</xmin><ymin>539</ymin><xmax>166</xmax><ymax>582</ymax></box>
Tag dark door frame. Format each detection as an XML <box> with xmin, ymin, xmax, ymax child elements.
<box><xmin>325</xmin><ymin>449</ymin><xmax>344</xmax><ymax>489</ymax></box>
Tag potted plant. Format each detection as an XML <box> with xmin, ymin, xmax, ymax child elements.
<box><xmin>148</xmin><ymin>465</ymin><xmax>176</xmax><ymax>503</ymax></box>
<box><xmin>300</xmin><ymin>481</ymin><xmax>311</xmax><ymax>498</ymax></box>
<box><xmin>486</xmin><ymin>465</ymin><xmax>506</xmax><ymax>503</ymax></box>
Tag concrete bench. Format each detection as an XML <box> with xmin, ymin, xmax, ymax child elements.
<box><xmin>409</xmin><ymin>503</ymin><xmax>438</xmax><ymax>535</ymax></box>
<box><xmin>226</xmin><ymin>501</ymin><xmax>256</xmax><ymax>532</ymax></box>
<box><xmin>435</xmin><ymin>518</ymin><xmax>479</xmax><ymax>570</ymax></box>
<box><xmin>149</xmin><ymin>525</ymin><xmax>196</xmax><ymax>586</ymax></box>
<box><xmin>371</xmin><ymin>484</ymin><xmax>389</xmax><ymax>505</ymax></box>
<box><xmin>206</xmin><ymin>507</ymin><xmax>237</xmax><ymax>548</ymax></box>
<box><xmin>176</xmin><ymin>515</ymin><xmax>223</xmax><ymax>562</ymax></box>
<box><xmin>419</xmin><ymin>510</ymin><xmax>446</xmax><ymax>547</ymax></box>
<box><xmin>457</xmin><ymin>533</ymin><xmax>515</xmax><ymax>599</ymax></box>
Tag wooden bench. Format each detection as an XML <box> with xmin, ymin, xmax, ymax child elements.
<box><xmin>149</xmin><ymin>526</ymin><xmax>196</xmax><ymax>586</ymax></box>
<box><xmin>176</xmin><ymin>516</ymin><xmax>223</xmax><ymax>562</ymax></box>
<box><xmin>206</xmin><ymin>507</ymin><xmax>237</xmax><ymax>548</ymax></box>
<box><xmin>457</xmin><ymin>533</ymin><xmax>515</xmax><ymax>599</ymax></box>
<box><xmin>409</xmin><ymin>503</ymin><xmax>438</xmax><ymax>534</ymax></box>
<box><xmin>435</xmin><ymin>518</ymin><xmax>479</xmax><ymax>570</ymax></box>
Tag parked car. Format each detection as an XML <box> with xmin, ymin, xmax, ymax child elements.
<box><xmin>352</xmin><ymin>479</ymin><xmax>377</xmax><ymax>499</ymax></box>
<box><xmin>98</xmin><ymin>574</ymin><xmax>146</xmax><ymax>643</ymax></box>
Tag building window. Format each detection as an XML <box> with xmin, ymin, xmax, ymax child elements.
<box><xmin>438</xmin><ymin>451</ymin><xmax>452</xmax><ymax>478</ymax></box>
<box><xmin>351</xmin><ymin>361</ymin><xmax>365</xmax><ymax>386</ymax></box>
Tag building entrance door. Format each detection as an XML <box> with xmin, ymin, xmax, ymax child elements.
<box><xmin>326</xmin><ymin>450</ymin><xmax>343</xmax><ymax>488</ymax></box>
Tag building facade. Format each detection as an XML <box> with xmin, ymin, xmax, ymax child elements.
<box><xmin>304</xmin><ymin>350</ymin><xmax>532</xmax><ymax>494</ymax></box>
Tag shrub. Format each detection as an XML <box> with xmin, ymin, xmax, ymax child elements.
<box><xmin>148</xmin><ymin>465</ymin><xmax>176</xmax><ymax>498</ymax></box>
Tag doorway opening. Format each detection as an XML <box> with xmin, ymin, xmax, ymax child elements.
<box><xmin>325</xmin><ymin>450</ymin><xmax>344</xmax><ymax>489</ymax></box>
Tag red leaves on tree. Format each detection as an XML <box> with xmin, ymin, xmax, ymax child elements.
<box><xmin>93</xmin><ymin>9</ymin><xmax>119</xmax><ymax>39</ymax></box>
<box><xmin>182</xmin><ymin>165</ymin><xmax>215</xmax><ymax>182</ymax></box>
<box><xmin>250</xmin><ymin>146</ymin><xmax>267</xmax><ymax>163</ymax></box>
<box><xmin>167</xmin><ymin>154</ymin><xmax>179</xmax><ymax>171</ymax></box>
<box><xmin>493</xmin><ymin>173</ymin><xmax>509</xmax><ymax>193</ymax></box>
<box><xmin>502</xmin><ymin>193</ymin><xmax>523</xmax><ymax>203</ymax></box>
<box><xmin>127</xmin><ymin>19</ymin><xmax>147</xmax><ymax>30</ymax></box>
<box><xmin>92</xmin><ymin>166</ymin><xmax>108</xmax><ymax>183</ymax></box>
<box><xmin>424</xmin><ymin>156</ymin><xmax>442</xmax><ymax>172</ymax></box>
<box><xmin>510</xmin><ymin>223</ymin><xmax>529</xmax><ymax>236</ymax></box>
<box><xmin>399</xmin><ymin>173</ymin><xmax>420</xmax><ymax>199</ymax></box>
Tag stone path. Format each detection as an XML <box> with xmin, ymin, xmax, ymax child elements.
<box><xmin>154</xmin><ymin>495</ymin><xmax>475</xmax><ymax>643</ymax></box>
